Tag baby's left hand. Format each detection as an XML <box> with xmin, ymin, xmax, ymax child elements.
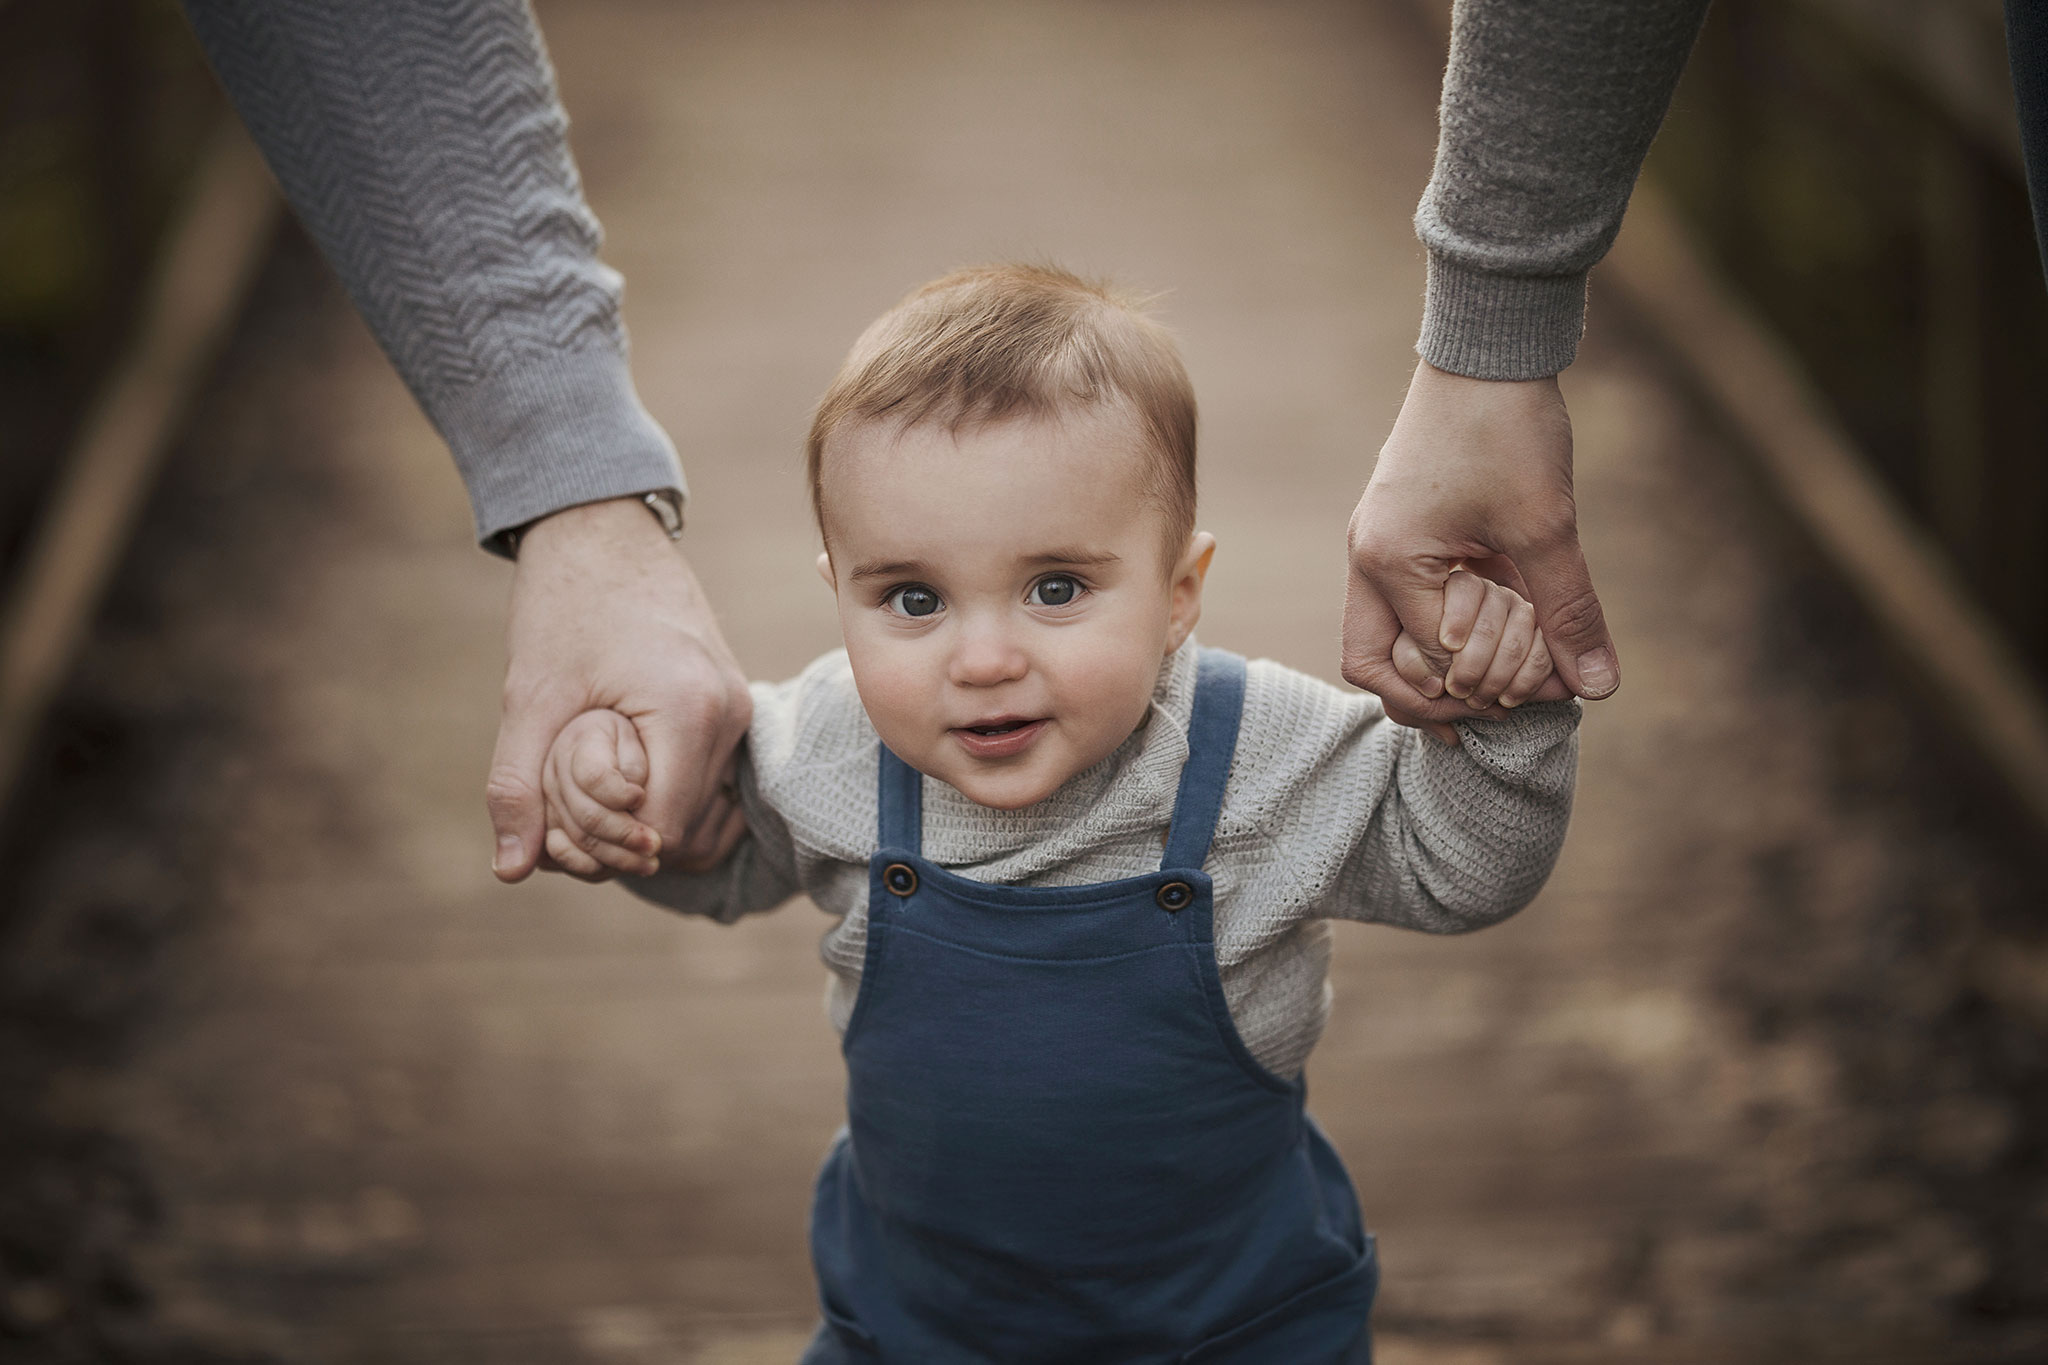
<box><xmin>1387</xmin><ymin>564</ymin><xmax>1555</xmax><ymax>743</ymax></box>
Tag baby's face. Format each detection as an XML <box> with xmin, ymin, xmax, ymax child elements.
<box><xmin>817</xmin><ymin>408</ymin><xmax>1210</xmax><ymax>810</ymax></box>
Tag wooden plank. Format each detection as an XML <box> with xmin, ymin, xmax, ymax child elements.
<box><xmin>0</xmin><ymin>121</ymin><xmax>279</xmax><ymax>802</ymax></box>
<box><xmin>1602</xmin><ymin>185</ymin><xmax>2048</xmax><ymax>832</ymax></box>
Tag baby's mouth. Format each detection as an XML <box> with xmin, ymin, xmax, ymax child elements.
<box><xmin>950</xmin><ymin>717</ymin><xmax>1049</xmax><ymax>757</ymax></box>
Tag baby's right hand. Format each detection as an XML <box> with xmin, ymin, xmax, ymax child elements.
<box><xmin>542</xmin><ymin>709</ymin><xmax>664</xmax><ymax>880</ymax></box>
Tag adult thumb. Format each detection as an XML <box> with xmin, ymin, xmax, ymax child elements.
<box><xmin>1517</xmin><ymin>534</ymin><xmax>1620</xmax><ymax>700</ymax></box>
<box><xmin>485</xmin><ymin>702</ymin><xmax>558</xmax><ymax>882</ymax></box>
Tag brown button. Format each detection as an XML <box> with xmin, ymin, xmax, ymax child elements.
<box><xmin>883</xmin><ymin>862</ymin><xmax>918</xmax><ymax>897</ymax></box>
<box><xmin>1156</xmin><ymin>881</ymin><xmax>1193</xmax><ymax>912</ymax></box>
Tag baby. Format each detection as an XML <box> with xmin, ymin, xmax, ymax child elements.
<box><xmin>543</xmin><ymin>265</ymin><xmax>1578</xmax><ymax>1364</ymax></box>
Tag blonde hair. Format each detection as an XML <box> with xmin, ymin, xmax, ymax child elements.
<box><xmin>806</xmin><ymin>263</ymin><xmax>1197</xmax><ymax>554</ymax></box>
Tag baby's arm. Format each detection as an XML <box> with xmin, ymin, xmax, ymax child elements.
<box><xmin>1238</xmin><ymin>654</ymin><xmax>1577</xmax><ymax>936</ymax></box>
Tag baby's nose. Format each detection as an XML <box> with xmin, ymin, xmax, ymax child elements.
<box><xmin>948</xmin><ymin>619</ymin><xmax>1029</xmax><ymax>686</ymax></box>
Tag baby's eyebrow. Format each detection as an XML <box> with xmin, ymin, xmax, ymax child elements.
<box><xmin>848</xmin><ymin>558</ymin><xmax>934</xmax><ymax>582</ymax></box>
<box><xmin>847</xmin><ymin>550</ymin><xmax>1120</xmax><ymax>581</ymax></box>
<box><xmin>1027</xmin><ymin>549</ymin><xmax>1121</xmax><ymax>568</ymax></box>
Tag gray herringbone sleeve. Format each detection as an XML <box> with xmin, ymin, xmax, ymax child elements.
<box><xmin>180</xmin><ymin>0</ymin><xmax>684</xmax><ymax>546</ymax></box>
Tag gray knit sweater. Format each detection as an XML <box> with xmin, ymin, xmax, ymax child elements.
<box><xmin>627</xmin><ymin>644</ymin><xmax>1579</xmax><ymax>1080</ymax></box>
<box><xmin>181</xmin><ymin>0</ymin><xmax>1706</xmax><ymax>535</ymax></box>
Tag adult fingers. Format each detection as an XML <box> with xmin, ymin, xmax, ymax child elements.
<box><xmin>1342</xmin><ymin>565</ymin><xmax>1456</xmax><ymax>716</ymax></box>
<box><xmin>1514</xmin><ymin>528</ymin><xmax>1619</xmax><ymax>700</ymax></box>
<box><xmin>1344</xmin><ymin>491</ymin><xmax>1459</xmax><ymax>684</ymax></box>
<box><xmin>630</xmin><ymin>682</ymin><xmax>753</xmax><ymax>854</ymax></box>
<box><xmin>668</xmin><ymin>792</ymin><xmax>749</xmax><ymax>874</ymax></box>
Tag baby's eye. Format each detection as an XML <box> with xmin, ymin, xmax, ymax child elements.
<box><xmin>1029</xmin><ymin>574</ymin><xmax>1082</xmax><ymax>607</ymax></box>
<box><xmin>885</xmin><ymin>584</ymin><xmax>943</xmax><ymax>618</ymax></box>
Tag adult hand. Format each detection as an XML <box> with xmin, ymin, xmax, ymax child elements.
<box><xmin>488</xmin><ymin>497</ymin><xmax>751</xmax><ymax>882</ymax></box>
<box><xmin>1343</xmin><ymin>361</ymin><xmax>1617</xmax><ymax>723</ymax></box>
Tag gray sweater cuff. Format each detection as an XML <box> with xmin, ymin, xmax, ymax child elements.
<box><xmin>1450</xmin><ymin>697</ymin><xmax>1581</xmax><ymax>775</ymax></box>
<box><xmin>432</xmin><ymin>347</ymin><xmax>687</xmax><ymax>553</ymax></box>
<box><xmin>1417</xmin><ymin>250</ymin><xmax>1588</xmax><ymax>381</ymax></box>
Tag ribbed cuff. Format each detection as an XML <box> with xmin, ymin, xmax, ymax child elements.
<box><xmin>1450</xmin><ymin>698</ymin><xmax>1581</xmax><ymax>780</ymax></box>
<box><xmin>1417</xmin><ymin>251</ymin><xmax>1589</xmax><ymax>381</ymax></box>
<box><xmin>432</xmin><ymin>345</ymin><xmax>687</xmax><ymax>555</ymax></box>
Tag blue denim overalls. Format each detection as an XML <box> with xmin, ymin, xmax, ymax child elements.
<box><xmin>802</xmin><ymin>649</ymin><xmax>1378</xmax><ymax>1363</ymax></box>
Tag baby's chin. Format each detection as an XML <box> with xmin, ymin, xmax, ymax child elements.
<box><xmin>935</xmin><ymin>753</ymin><xmax>1103</xmax><ymax>811</ymax></box>
<box><xmin>944</xmin><ymin>771</ymin><xmax>1064</xmax><ymax>812</ymax></box>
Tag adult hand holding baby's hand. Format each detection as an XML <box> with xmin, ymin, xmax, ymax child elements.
<box><xmin>1343</xmin><ymin>361</ymin><xmax>1614</xmax><ymax>727</ymax></box>
<box><xmin>489</xmin><ymin>497</ymin><xmax>752</xmax><ymax>883</ymax></box>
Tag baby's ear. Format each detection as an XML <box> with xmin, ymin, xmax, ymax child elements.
<box><xmin>1165</xmin><ymin>532</ymin><xmax>1216</xmax><ymax>651</ymax></box>
<box><xmin>815</xmin><ymin>551</ymin><xmax>836</xmax><ymax>592</ymax></box>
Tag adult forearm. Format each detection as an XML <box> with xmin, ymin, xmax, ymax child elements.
<box><xmin>1416</xmin><ymin>0</ymin><xmax>1710</xmax><ymax>379</ymax></box>
<box><xmin>180</xmin><ymin>0</ymin><xmax>683</xmax><ymax>546</ymax></box>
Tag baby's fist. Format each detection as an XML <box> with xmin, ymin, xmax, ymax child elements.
<box><xmin>1389</xmin><ymin>566</ymin><xmax>1555</xmax><ymax>736</ymax></box>
<box><xmin>542</xmin><ymin>709</ymin><xmax>663</xmax><ymax>880</ymax></box>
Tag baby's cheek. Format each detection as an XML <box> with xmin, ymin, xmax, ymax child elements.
<box><xmin>1066</xmin><ymin>647</ymin><xmax>1163</xmax><ymax>748</ymax></box>
<box><xmin>844</xmin><ymin>647</ymin><xmax>927</xmax><ymax>746</ymax></box>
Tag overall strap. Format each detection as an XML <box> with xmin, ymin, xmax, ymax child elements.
<box><xmin>1160</xmin><ymin>649</ymin><xmax>1248</xmax><ymax>872</ymax></box>
<box><xmin>876</xmin><ymin>743</ymin><xmax>924</xmax><ymax>854</ymax></box>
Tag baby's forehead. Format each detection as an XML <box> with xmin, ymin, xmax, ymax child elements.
<box><xmin>815</xmin><ymin>408</ymin><xmax>1173</xmax><ymax>558</ymax></box>
<box><xmin>818</xmin><ymin>407</ymin><xmax>1154</xmax><ymax>500</ymax></box>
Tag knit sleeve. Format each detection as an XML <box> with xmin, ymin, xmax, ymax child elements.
<box><xmin>1341</xmin><ymin>701</ymin><xmax>1581</xmax><ymax>931</ymax></box>
<box><xmin>1415</xmin><ymin>0</ymin><xmax>1709</xmax><ymax>379</ymax></box>
<box><xmin>178</xmin><ymin>0</ymin><xmax>684</xmax><ymax>549</ymax></box>
<box><xmin>1225</xmin><ymin>664</ymin><xmax>1578</xmax><ymax>934</ymax></box>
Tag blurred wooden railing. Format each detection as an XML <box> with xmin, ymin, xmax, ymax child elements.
<box><xmin>0</xmin><ymin>0</ymin><xmax>223</xmax><ymax>584</ymax></box>
<box><xmin>0</xmin><ymin>1</ymin><xmax>278</xmax><ymax>805</ymax></box>
<box><xmin>1651</xmin><ymin>0</ymin><xmax>2048</xmax><ymax>678</ymax></box>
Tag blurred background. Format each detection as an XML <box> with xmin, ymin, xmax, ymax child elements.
<box><xmin>1</xmin><ymin>1</ymin><xmax>2044</xmax><ymax>1362</ymax></box>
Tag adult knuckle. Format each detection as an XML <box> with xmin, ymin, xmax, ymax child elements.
<box><xmin>1338</xmin><ymin>645</ymin><xmax>1389</xmax><ymax>692</ymax></box>
<box><xmin>1544</xmin><ymin>586</ymin><xmax>1606</xmax><ymax>641</ymax></box>
<box><xmin>484</xmin><ymin>768</ymin><xmax>537</xmax><ymax>815</ymax></box>
<box><xmin>1518</xmin><ymin>498</ymin><xmax>1581</xmax><ymax>553</ymax></box>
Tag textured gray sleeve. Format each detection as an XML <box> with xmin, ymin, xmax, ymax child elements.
<box><xmin>1415</xmin><ymin>0</ymin><xmax>1710</xmax><ymax>379</ymax></box>
<box><xmin>620</xmin><ymin>746</ymin><xmax>804</xmax><ymax>922</ymax></box>
<box><xmin>179</xmin><ymin>0</ymin><xmax>685</xmax><ymax>549</ymax></box>
<box><xmin>1329</xmin><ymin>700</ymin><xmax>1579</xmax><ymax>933</ymax></box>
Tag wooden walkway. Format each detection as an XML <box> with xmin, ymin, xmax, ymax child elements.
<box><xmin>26</xmin><ymin>2</ymin><xmax>2038</xmax><ymax>1361</ymax></box>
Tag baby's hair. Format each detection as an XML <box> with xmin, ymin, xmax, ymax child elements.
<box><xmin>806</xmin><ymin>263</ymin><xmax>1197</xmax><ymax>557</ymax></box>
